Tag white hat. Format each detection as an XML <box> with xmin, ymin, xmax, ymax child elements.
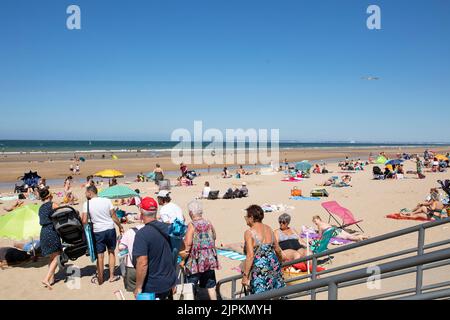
<box><xmin>156</xmin><ymin>190</ymin><xmax>171</xmax><ymax>198</ymax></box>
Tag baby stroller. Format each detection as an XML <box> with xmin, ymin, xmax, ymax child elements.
<box><xmin>51</xmin><ymin>206</ymin><xmax>93</xmax><ymax>268</ymax></box>
<box><xmin>373</xmin><ymin>166</ymin><xmax>385</xmax><ymax>180</ymax></box>
<box><xmin>438</xmin><ymin>180</ymin><xmax>450</xmax><ymax>197</ymax></box>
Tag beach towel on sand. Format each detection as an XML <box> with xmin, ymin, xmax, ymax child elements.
<box><xmin>290</xmin><ymin>196</ymin><xmax>321</xmax><ymax>201</ymax></box>
<box><xmin>282</xmin><ymin>177</ymin><xmax>303</xmax><ymax>182</ymax></box>
<box><xmin>386</xmin><ymin>213</ymin><xmax>431</xmax><ymax>221</ymax></box>
<box><xmin>216</xmin><ymin>250</ymin><xmax>246</xmax><ymax>261</ymax></box>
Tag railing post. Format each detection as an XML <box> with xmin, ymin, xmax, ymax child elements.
<box><xmin>232</xmin><ymin>279</ymin><xmax>237</xmax><ymax>299</ymax></box>
<box><xmin>416</xmin><ymin>226</ymin><xmax>425</xmax><ymax>294</ymax></box>
<box><xmin>328</xmin><ymin>282</ymin><xmax>338</xmax><ymax>300</ymax></box>
<box><xmin>311</xmin><ymin>257</ymin><xmax>317</xmax><ymax>300</ymax></box>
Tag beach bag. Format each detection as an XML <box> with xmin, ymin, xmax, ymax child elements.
<box><xmin>173</xmin><ymin>271</ymin><xmax>194</xmax><ymax>300</ymax></box>
<box><xmin>233</xmin><ymin>188</ymin><xmax>242</xmax><ymax>198</ymax></box>
<box><xmin>310</xmin><ymin>189</ymin><xmax>329</xmax><ymax>197</ymax></box>
<box><xmin>291</xmin><ymin>187</ymin><xmax>302</xmax><ymax>197</ymax></box>
<box><xmin>208</xmin><ymin>190</ymin><xmax>219</xmax><ymax>200</ymax></box>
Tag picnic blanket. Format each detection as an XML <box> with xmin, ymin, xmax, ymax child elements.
<box><xmin>386</xmin><ymin>213</ymin><xmax>431</xmax><ymax>221</ymax></box>
<box><xmin>282</xmin><ymin>177</ymin><xmax>303</xmax><ymax>182</ymax></box>
<box><xmin>217</xmin><ymin>250</ymin><xmax>246</xmax><ymax>261</ymax></box>
<box><xmin>290</xmin><ymin>196</ymin><xmax>321</xmax><ymax>201</ymax></box>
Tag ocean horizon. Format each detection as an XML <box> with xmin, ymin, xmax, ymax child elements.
<box><xmin>0</xmin><ymin>140</ymin><xmax>449</xmax><ymax>154</ymax></box>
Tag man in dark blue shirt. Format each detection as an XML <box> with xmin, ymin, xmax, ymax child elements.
<box><xmin>133</xmin><ymin>197</ymin><xmax>176</xmax><ymax>299</ymax></box>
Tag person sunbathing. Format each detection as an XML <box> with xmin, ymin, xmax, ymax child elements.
<box><xmin>401</xmin><ymin>191</ymin><xmax>446</xmax><ymax>220</ymax></box>
<box><xmin>274</xmin><ymin>213</ymin><xmax>307</xmax><ymax>262</ymax></box>
<box><xmin>312</xmin><ymin>215</ymin><xmax>368</xmax><ymax>242</ymax></box>
<box><xmin>4</xmin><ymin>200</ymin><xmax>25</xmax><ymax>212</ymax></box>
<box><xmin>317</xmin><ymin>177</ymin><xmax>336</xmax><ymax>186</ymax></box>
<box><xmin>217</xmin><ymin>242</ymin><xmax>245</xmax><ymax>255</ymax></box>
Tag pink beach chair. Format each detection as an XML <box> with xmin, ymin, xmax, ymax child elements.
<box><xmin>321</xmin><ymin>201</ymin><xmax>364</xmax><ymax>232</ymax></box>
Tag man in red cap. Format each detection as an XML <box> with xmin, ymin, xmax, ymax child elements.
<box><xmin>133</xmin><ymin>197</ymin><xmax>177</xmax><ymax>299</ymax></box>
<box><xmin>117</xmin><ymin>198</ymin><xmax>158</xmax><ymax>292</ymax></box>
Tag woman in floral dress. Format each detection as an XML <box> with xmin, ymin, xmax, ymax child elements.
<box><xmin>242</xmin><ymin>205</ymin><xmax>285</xmax><ymax>295</ymax></box>
<box><xmin>183</xmin><ymin>200</ymin><xmax>220</xmax><ymax>300</ymax></box>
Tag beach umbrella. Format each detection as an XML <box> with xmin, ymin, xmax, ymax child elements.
<box><xmin>386</xmin><ymin>159</ymin><xmax>404</xmax><ymax>166</ymax></box>
<box><xmin>146</xmin><ymin>172</ymin><xmax>156</xmax><ymax>179</ymax></box>
<box><xmin>436</xmin><ymin>154</ymin><xmax>449</xmax><ymax>161</ymax></box>
<box><xmin>94</xmin><ymin>169</ymin><xmax>124</xmax><ymax>179</ymax></box>
<box><xmin>295</xmin><ymin>161</ymin><xmax>312</xmax><ymax>172</ymax></box>
<box><xmin>0</xmin><ymin>204</ymin><xmax>41</xmax><ymax>241</ymax></box>
<box><xmin>376</xmin><ymin>156</ymin><xmax>387</xmax><ymax>164</ymax></box>
<box><xmin>98</xmin><ymin>185</ymin><xmax>138</xmax><ymax>199</ymax></box>
<box><xmin>79</xmin><ymin>157</ymin><xmax>86</xmax><ymax>162</ymax></box>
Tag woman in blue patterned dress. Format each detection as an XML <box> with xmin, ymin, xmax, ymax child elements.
<box><xmin>242</xmin><ymin>205</ymin><xmax>285</xmax><ymax>295</ymax></box>
<box><xmin>38</xmin><ymin>188</ymin><xmax>62</xmax><ymax>289</ymax></box>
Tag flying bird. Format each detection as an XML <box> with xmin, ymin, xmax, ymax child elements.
<box><xmin>361</xmin><ymin>76</ymin><xmax>380</xmax><ymax>81</ymax></box>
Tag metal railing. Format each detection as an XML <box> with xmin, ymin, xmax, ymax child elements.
<box><xmin>216</xmin><ymin>217</ymin><xmax>450</xmax><ymax>300</ymax></box>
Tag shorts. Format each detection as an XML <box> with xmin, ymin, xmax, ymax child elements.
<box><xmin>124</xmin><ymin>267</ymin><xmax>136</xmax><ymax>292</ymax></box>
<box><xmin>94</xmin><ymin>228</ymin><xmax>117</xmax><ymax>254</ymax></box>
<box><xmin>186</xmin><ymin>270</ymin><xmax>217</xmax><ymax>289</ymax></box>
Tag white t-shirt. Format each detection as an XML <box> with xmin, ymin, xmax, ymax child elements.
<box><xmin>83</xmin><ymin>197</ymin><xmax>115</xmax><ymax>233</ymax></box>
<box><xmin>159</xmin><ymin>202</ymin><xmax>184</xmax><ymax>224</ymax></box>
<box><xmin>202</xmin><ymin>186</ymin><xmax>211</xmax><ymax>198</ymax></box>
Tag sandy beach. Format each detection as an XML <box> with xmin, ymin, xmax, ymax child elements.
<box><xmin>1</xmin><ymin>152</ymin><xmax>449</xmax><ymax>300</ymax></box>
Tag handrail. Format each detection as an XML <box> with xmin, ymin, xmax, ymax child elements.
<box><xmin>216</xmin><ymin>217</ymin><xmax>450</xmax><ymax>299</ymax></box>
<box><xmin>239</xmin><ymin>248</ymin><xmax>450</xmax><ymax>300</ymax></box>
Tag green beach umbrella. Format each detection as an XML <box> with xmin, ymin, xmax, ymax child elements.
<box><xmin>376</xmin><ymin>156</ymin><xmax>388</xmax><ymax>164</ymax></box>
<box><xmin>0</xmin><ymin>204</ymin><xmax>41</xmax><ymax>241</ymax></box>
<box><xmin>295</xmin><ymin>161</ymin><xmax>312</xmax><ymax>172</ymax></box>
<box><xmin>98</xmin><ymin>185</ymin><xmax>138</xmax><ymax>199</ymax></box>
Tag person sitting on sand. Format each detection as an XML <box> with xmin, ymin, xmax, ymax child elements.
<box><xmin>313</xmin><ymin>164</ymin><xmax>321</xmax><ymax>174</ymax></box>
<box><xmin>274</xmin><ymin>213</ymin><xmax>306</xmax><ymax>262</ymax></box>
<box><xmin>221</xmin><ymin>167</ymin><xmax>232</xmax><ymax>178</ymax></box>
<box><xmin>401</xmin><ymin>189</ymin><xmax>447</xmax><ymax>220</ymax></box>
<box><xmin>312</xmin><ymin>215</ymin><xmax>368</xmax><ymax>242</ymax></box>
<box><xmin>63</xmin><ymin>176</ymin><xmax>77</xmax><ymax>205</ymax></box>
<box><xmin>200</xmin><ymin>181</ymin><xmax>211</xmax><ymax>199</ymax></box>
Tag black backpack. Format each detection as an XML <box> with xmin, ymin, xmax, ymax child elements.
<box><xmin>208</xmin><ymin>190</ymin><xmax>219</xmax><ymax>200</ymax></box>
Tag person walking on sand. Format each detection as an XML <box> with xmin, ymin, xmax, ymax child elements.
<box><xmin>82</xmin><ymin>185</ymin><xmax>124</xmax><ymax>285</ymax></box>
<box><xmin>38</xmin><ymin>188</ymin><xmax>62</xmax><ymax>289</ymax></box>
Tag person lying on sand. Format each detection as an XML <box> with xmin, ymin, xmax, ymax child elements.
<box><xmin>317</xmin><ymin>177</ymin><xmax>337</xmax><ymax>187</ymax></box>
<box><xmin>217</xmin><ymin>242</ymin><xmax>245</xmax><ymax>255</ymax></box>
<box><xmin>4</xmin><ymin>200</ymin><xmax>25</xmax><ymax>212</ymax></box>
<box><xmin>312</xmin><ymin>215</ymin><xmax>368</xmax><ymax>242</ymax></box>
<box><xmin>0</xmin><ymin>241</ymin><xmax>40</xmax><ymax>269</ymax></box>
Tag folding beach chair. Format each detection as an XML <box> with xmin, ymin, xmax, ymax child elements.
<box><xmin>321</xmin><ymin>201</ymin><xmax>364</xmax><ymax>233</ymax></box>
<box><xmin>309</xmin><ymin>227</ymin><xmax>336</xmax><ymax>264</ymax></box>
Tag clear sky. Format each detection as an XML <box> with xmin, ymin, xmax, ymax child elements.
<box><xmin>0</xmin><ymin>0</ymin><xmax>449</xmax><ymax>142</ymax></box>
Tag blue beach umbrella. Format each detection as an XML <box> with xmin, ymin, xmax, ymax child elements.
<box><xmin>386</xmin><ymin>159</ymin><xmax>404</xmax><ymax>166</ymax></box>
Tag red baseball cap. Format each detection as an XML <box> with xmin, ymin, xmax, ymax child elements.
<box><xmin>140</xmin><ymin>197</ymin><xmax>158</xmax><ymax>213</ymax></box>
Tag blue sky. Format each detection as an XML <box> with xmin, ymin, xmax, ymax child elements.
<box><xmin>0</xmin><ymin>0</ymin><xmax>449</xmax><ymax>142</ymax></box>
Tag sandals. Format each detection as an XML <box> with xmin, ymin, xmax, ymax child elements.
<box><xmin>109</xmin><ymin>275</ymin><xmax>121</xmax><ymax>283</ymax></box>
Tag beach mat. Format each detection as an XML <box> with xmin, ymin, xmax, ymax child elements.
<box><xmin>386</xmin><ymin>213</ymin><xmax>431</xmax><ymax>221</ymax></box>
<box><xmin>281</xmin><ymin>178</ymin><xmax>303</xmax><ymax>182</ymax></box>
<box><xmin>290</xmin><ymin>196</ymin><xmax>321</xmax><ymax>201</ymax></box>
<box><xmin>217</xmin><ymin>249</ymin><xmax>246</xmax><ymax>261</ymax></box>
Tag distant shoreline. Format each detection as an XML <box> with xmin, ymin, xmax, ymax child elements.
<box><xmin>0</xmin><ymin>145</ymin><xmax>449</xmax><ymax>188</ymax></box>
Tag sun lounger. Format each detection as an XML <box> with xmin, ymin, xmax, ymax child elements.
<box><xmin>321</xmin><ymin>201</ymin><xmax>364</xmax><ymax>232</ymax></box>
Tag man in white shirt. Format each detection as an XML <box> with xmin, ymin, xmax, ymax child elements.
<box><xmin>156</xmin><ymin>190</ymin><xmax>185</xmax><ymax>224</ymax></box>
<box><xmin>82</xmin><ymin>185</ymin><xmax>124</xmax><ymax>285</ymax></box>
